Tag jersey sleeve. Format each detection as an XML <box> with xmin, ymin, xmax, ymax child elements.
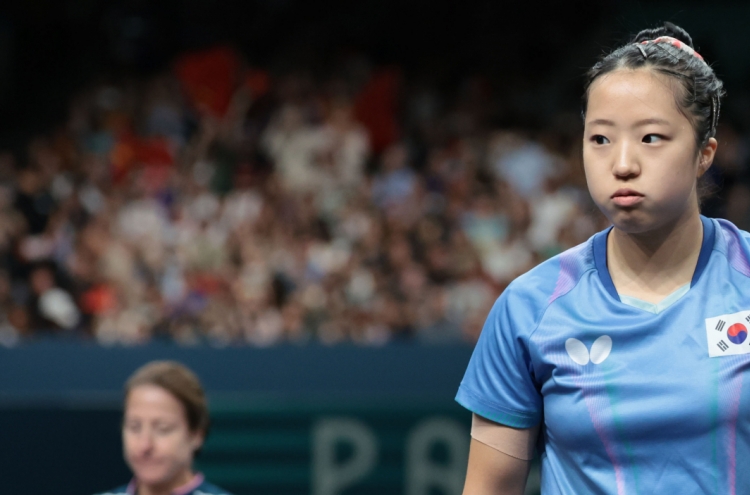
<box><xmin>455</xmin><ymin>284</ymin><xmax>543</xmax><ymax>428</ymax></box>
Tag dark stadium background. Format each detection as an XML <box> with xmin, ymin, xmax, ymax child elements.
<box><xmin>0</xmin><ymin>1</ymin><xmax>748</xmax><ymax>494</ymax></box>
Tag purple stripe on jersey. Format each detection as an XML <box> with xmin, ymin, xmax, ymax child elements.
<box><xmin>541</xmin><ymin>336</ymin><xmax>627</xmax><ymax>495</ymax></box>
<box><xmin>549</xmin><ymin>243</ymin><xmax>589</xmax><ymax>305</ymax></box>
<box><xmin>718</xmin><ymin>219</ymin><xmax>750</xmax><ymax>277</ymax></box>
<box><xmin>719</xmin><ymin>357</ymin><xmax>745</xmax><ymax>495</ymax></box>
<box><xmin>576</xmin><ymin>373</ymin><xmax>627</xmax><ymax>495</ymax></box>
<box><xmin>728</xmin><ymin>380</ymin><xmax>741</xmax><ymax>495</ymax></box>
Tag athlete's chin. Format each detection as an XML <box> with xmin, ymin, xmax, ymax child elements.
<box><xmin>604</xmin><ymin>209</ymin><xmax>656</xmax><ymax>234</ymax></box>
<box><xmin>130</xmin><ymin>462</ymin><xmax>175</xmax><ymax>486</ymax></box>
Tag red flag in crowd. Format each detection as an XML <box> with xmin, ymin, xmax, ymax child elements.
<box><xmin>110</xmin><ymin>133</ymin><xmax>174</xmax><ymax>185</ymax></box>
<box><xmin>354</xmin><ymin>68</ymin><xmax>401</xmax><ymax>154</ymax></box>
<box><xmin>174</xmin><ymin>46</ymin><xmax>241</xmax><ymax>118</ymax></box>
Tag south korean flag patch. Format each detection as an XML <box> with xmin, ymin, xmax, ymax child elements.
<box><xmin>705</xmin><ymin>311</ymin><xmax>750</xmax><ymax>357</ymax></box>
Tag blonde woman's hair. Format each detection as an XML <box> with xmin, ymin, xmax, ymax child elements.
<box><xmin>125</xmin><ymin>360</ymin><xmax>210</xmax><ymax>435</ymax></box>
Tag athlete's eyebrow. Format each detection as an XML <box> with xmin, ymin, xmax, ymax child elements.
<box><xmin>587</xmin><ymin>119</ymin><xmax>615</xmax><ymax>126</ymax></box>
<box><xmin>586</xmin><ymin>118</ymin><xmax>671</xmax><ymax>128</ymax></box>
<box><xmin>633</xmin><ymin>118</ymin><xmax>671</xmax><ymax>127</ymax></box>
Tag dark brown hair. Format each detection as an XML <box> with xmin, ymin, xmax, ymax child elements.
<box><xmin>583</xmin><ymin>22</ymin><xmax>725</xmax><ymax>148</ymax></box>
<box><xmin>125</xmin><ymin>360</ymin><xmax>210</xmax><ymax>436</ymax></box>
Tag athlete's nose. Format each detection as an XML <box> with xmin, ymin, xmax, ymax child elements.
<box><xmin>612</xmin><ymin>140</ymin><xmax>640</xmax><ymax>179</ymax></box>
<box><xmin>133</xmin><ymin>430</ymin><xmax>155</xmax><ymax>455</ymax></box>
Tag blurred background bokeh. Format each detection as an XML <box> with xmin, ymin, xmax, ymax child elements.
<box><xmin>0</xmin><ymin>1</ymin><xmax>749</xmax><ymax>494</ymax></box>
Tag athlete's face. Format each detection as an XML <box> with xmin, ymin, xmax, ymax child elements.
<box><xmin>583</xmin><ymin>69</ymin><xmax>717</xmax><ymax>233</ymax></box>
<box><xmin>123</xmin><ymin>385</ymin><xmax>202</xmax><ymax>491</ymax></box>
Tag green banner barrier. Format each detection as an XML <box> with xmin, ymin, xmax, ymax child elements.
<box><xmin>0</xmin><ymin>343</ymin><xmax>540</xmax><ymax>494</ymax></box>
<box><xmin>198</xmin><ymin>399</ymin><xmax>541</xmax><ymax>495</ymax></box>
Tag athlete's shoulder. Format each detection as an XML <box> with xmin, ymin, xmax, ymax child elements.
<box><xmin>92</xmin><ymin>485</ymin><xmax>129</xmax><ymax>495</ymax></box>
<box><xmin>194</xmin><ymin>480</ymin><xmax>234</xmax><ymax>495</ymax></box>
<box><xmin>488</xmin><ymin>232</ymin><xmax>598</xmax><ymax>337</ymax></box>
<box><xmin>505</xmin><ymin>232</ymin><xmax>597</xmax><ymax>303</ymax></box>
<box><xmin>711</xmin><ymin>217</ymin><xmax>750</xmax><ymax>277</ymax></box>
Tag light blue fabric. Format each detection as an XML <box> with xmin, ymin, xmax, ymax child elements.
<box><xmin>619</xmin><ymin>284</ymin><xmax>690</xmax><ymax>314</ymax></box>
<box><xmin>457</xmin><ymin>216</ymin><xmax>750</xmax><ymax>494</ymax></box>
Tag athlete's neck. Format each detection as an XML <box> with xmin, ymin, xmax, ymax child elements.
<box><xmin>607</xmin><ymin>211</ymin><xmax>703</xmax><ymax>304</ymax></box>
<box><xmin>137</xmin><ymin>470</ymin><xmax>196</xmax><ymax>495</ymax></box>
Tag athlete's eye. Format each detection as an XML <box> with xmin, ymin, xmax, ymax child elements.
<box><xmin>124</xmin><ymin>421</ymin><xmax>141</xmax><ymax>433</ymax></box>
<box><xmin>154</xmin><ymin>425</ymin><xmax>176</xmax><ymax>435</ymax></box>
<box><xmin>642</xmin><ymin>134</ymin><xmax>664</xmax><ymax>144</ymax></box>
<box><xmin>591</xmin><ymin>135</ymin><xmax>610</xmax><ymax>145</ymax></box>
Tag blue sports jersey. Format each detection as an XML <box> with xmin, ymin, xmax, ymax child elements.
<box><xmin>95</xmin><ymin>473</ymin><xmax>231</xmax><ymax>495</ymax></box>
<box><xmin>456</xmin><ymin>216</ymin><xmax>750</xmax><ymax>494</ymax></box>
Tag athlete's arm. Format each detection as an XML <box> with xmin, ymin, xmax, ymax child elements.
<box><xmin>462</xmin><ymin>414</ymin><xmax>539</xmax><ymax>495</ymax></box>
<box><xmin>463</xmin><ymin>438</ymin><xmax>531</xmax><ymax>494</ymax></box>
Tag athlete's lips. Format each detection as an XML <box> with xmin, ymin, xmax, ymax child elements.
<box><xmin>131</xmin><ymin>458</ymin><xmax>168</xmax><ymax>476</ymax></box>
<box><xmin>611</xmin><ymin>188</ymin><xmax>644</xmax><ymax>207</ymax></box>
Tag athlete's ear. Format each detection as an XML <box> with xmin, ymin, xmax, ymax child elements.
<box><xmin>697</xmin><ymin>137</ymin><xmax>717</xmax><ymax>177</ymax></box>
<box><xmin>190</xmin><ymin>430</ymin><xmax>205</xmax><ymax>452</ymax></box>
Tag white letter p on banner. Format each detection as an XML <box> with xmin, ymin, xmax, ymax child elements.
<box><xmin>406</xmin><ymin>418</ymin><xmax>469</xmax><ymax>495</ymax></box>
<box><xmin>312</xmin><ymin>417</ymin><xmax>378</xmax><ymax>495</ymax></box>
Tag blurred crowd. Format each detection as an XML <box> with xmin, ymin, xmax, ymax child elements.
<box><xmin>0</xmin><ymin>46</ymin><xmax>747</xmax><ymax>347</ymax></box>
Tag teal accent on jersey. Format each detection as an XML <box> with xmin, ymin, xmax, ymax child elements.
<box><xmin>457</xmin><ymin>216</ymin><xmax>750</xmax><ymax>494</ymax></box>
<box><xmin>619</xmin><ymin>283</ymin><xmax>690</xmax><ymax>314</ymax></box>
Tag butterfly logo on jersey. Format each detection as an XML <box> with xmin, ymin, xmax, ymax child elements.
<box><xmin>705</xmin><ymin>310</ymin><xmax>750</xmax><ymax>357</ymax></box>
<box><xmin>565</xmin><ymin>335</ymin><xmax>612</xmax><ymax>365</ymax></box>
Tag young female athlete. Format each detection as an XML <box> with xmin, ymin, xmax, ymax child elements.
<box><xmin>95</xmin><ymin>361</ymin><xmax>232</xmax><ymax>495</ymax></box>
<box><xmin>456</xmin><ymin>23</ymin><xmax>748</xmax><ymax>494</ymax></box>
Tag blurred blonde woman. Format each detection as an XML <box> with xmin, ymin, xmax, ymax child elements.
<box><xmin>95</xmin><ymin>361</ymin><xmax>231</xmax><ymax>495</ymax></box>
